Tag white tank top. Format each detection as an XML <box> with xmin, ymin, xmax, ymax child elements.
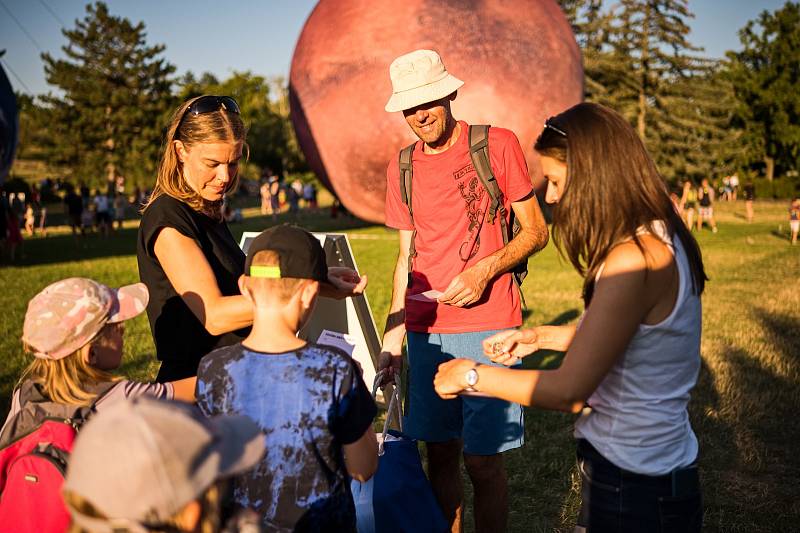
<box><xmin>574</xmin><ymin>223</ymin><xmax>701</xmax><ymax>475</ymax></box>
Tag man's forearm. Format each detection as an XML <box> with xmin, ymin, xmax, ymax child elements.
<box><xmin>382</xmin><ymin>256</ymin><xmax>408</xmax><ymax>350</ymax></box>
<box><xmin>474</xmin><ymin>223</ymin><xmax>548</xmax><ymax>280</ymax></box>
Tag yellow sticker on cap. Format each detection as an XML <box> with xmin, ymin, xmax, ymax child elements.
<box><xmin>249</xmin><ymin>266</ymin><xmax>281</xmax><ymax>278</ymax></box>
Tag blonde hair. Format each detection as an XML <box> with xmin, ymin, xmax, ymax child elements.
<box><xmin>64</xmin><ymin>484</ymin><xmax>222</xmax><ymax>533</ymax></box>
<box><xmin>19</xmin><ymin>341</ymin><xmax>120</xmax><ymax>407</ymax></box>
<box><xmin>143</xmin><ymin>96</ymin><xmax>248</xmax><ymax>219</ymax></box>
<box><xmin>243</xmin><ymin>250</ymin><xmax>306</xmax><ymax>302</ymax></box>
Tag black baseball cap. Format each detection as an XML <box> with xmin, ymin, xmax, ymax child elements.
<box><xmin>244</xmin><ymin>224</ymin><xmax>328</xmax><ymax>282</ymax></box>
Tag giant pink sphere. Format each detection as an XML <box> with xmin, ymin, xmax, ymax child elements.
<box><xmin>290</xmin><ymin>0</ymin><xmax>583</xmax><ymax>223</ymax></box>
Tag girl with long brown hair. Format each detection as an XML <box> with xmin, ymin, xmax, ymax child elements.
<box><xmin>137</xmin><ymin>96</ymin><xmax>366</xmax><ymax>382</ymax></box>
<box><xmin>434</xmin><ymin>102</ymin><xmax>706</xmax><ymax>531</ymax></box>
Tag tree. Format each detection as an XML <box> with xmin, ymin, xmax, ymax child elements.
<box><xmin>726</xmin><ymin>2</ymin><xmax>800</xmax><ymax>181</ymax></box>
<box><xmin>39</xmin><ymin>2</ymin><xmax>175</xmax><ymax>188</ymax></box>
<box><xmin>558</xmin><ymin>0</ymin><xmax>624</xmax><ymax>104</ymax></box>
<box><xmin>559</xmin><ymin>0</ymin><xmax>736</xmax><ymax>181</ymax></box>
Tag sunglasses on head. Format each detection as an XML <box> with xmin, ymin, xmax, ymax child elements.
<box><xmin>544</xmin><ymin>118</ymin><xmax>567</xmax><ymax>137</ymax></box>
<box><xmin>180</xmin><ymin>95</ymin><xmax>240</xmax><ymax>124</ymax></box>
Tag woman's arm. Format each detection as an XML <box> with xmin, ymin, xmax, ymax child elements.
<box><xmin>481</xmin><ymin>324</ymin><xmax>577</xmax><ymax>365</ymax></box>
<box><xmin>154</xmin><ymin>227</ymin><xmax>253</xmax><ymax>336</ymax></box>
<box><xmin>435</xmin><ymin>238</ymin><xmax>676</xmax><ymax>412</ymax></box>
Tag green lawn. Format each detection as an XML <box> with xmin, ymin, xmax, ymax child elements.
<box><xmin>1</xmin><ymin>200</ymin><xmax>797</xmax><ymax>532</ymax></box>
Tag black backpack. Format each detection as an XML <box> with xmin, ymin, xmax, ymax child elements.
<box><xmin>398</xmin><ymin>125</ymin><xmax>527</xmax><ymax>301</ymax></box>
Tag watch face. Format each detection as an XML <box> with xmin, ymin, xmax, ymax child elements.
<box><xmin>466</xmin><ymin>368</ymin><xmax>478</xmax><ymax>387</ymax></box>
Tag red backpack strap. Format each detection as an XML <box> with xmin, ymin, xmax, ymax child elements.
<box><xmin>398</xmin><ymin>142</ymin><xmax>418</xmax><ymax>287</ymax></box>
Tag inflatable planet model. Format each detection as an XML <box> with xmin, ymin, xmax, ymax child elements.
<box><xmin>0</xmin><ymin>63</ymin><xmax>18</xmax><ymax>185</ymax></box>
<box><xmin>289</xmin><ymin>0</ymin><xmax>583</xmax><ymax>223</ymax></box>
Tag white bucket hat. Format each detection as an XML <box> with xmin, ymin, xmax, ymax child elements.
<box><xmin>385</xmin><ymin>49</ymin><xmax>464</xmax><ymax>112</ymax></box>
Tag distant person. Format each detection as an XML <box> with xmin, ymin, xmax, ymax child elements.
<box><xmin>0</xmin><ymin>188</ymin><xmax>8</xmax><ymax>253</ymax></box>
<box><xmin>790</xmin><ymin>197</ymin><xmax>800</xmax><ymax>245</ymax></box>
<box><xmin>65</xmin><ymin>186</ymin><xmax>85</xmax><ymax>236</ymax></box>
<box><xmin>10</xmin><ymin>192</ymin><xmax>24</xmax><ymax>223</ymax></box>
<box><xmin>37</xmin><ymin>204</ymin><xmax>47</xmax><ymax>236</ymax></box>
<box><xmin>137</xmin><ymin>95</ymin><xmax>366</xmax><ymax>382</ymax></box>
<box><xmin>269</xmin><ymin>175</ymin><xmax>281</xmax><ymax>219</ymax></box>
<box><xmin>5</xmin><ymin>200</ymin><xmax>22</xmax><ymax>261</ymax></box>
<box><xmin>23</xmin><ymin>202</ymin><xmax>35</xmax><ymax>236</ymax></box>
<box><xmin>288</xmin><ymin>179</ymin><xmax>302</xmax><ymax>216</ymax></box>
<box><xmin>303</xmin><ymin>181</ymin><xmax>317</xmax><ymax>209</ymax></box>
<box><xmin>79</xmin><ymin>182</ymin><xmax>90</xmax><ymax>208</ymax></box>
<box><xmin>729</xmin><ymin>172</ymin><xmax>739</xmax><ymax>201</ymax></box>
<box><xmin>80</xmin><ymin>202</ymin><xmax>94</xmax><ymax>235</ymax></box>
<box><xmin>113</xmin><ymin>192</ymin><xmax>127</xmax><ymax>229</ymax></box>
<box><xmin>196</xmin><ymin>225</ymin><xmax>378</xmax><ymax>531</ymax></box>
<box><xmin>260</xmin><ymin>176</ymin><xmax>271</xmax><ymax>215</ymax></box>
<box><xmin>680</xmin><ymin>179</ymin><xmax>698</xmax><ymax>230</ymax></box>
<box><xmin>62</xmin><ymin>396</ymin><xmax>265</xmax><ymax>533</ymax></box>
<box><xmin>722</xmin><ymin>175</ymin><xmax>732</xmax><ymax>201</ymax></box>
<box><xmin>698</xmin><ymin>178</ymin><xmax>718</xmax><ymax>232</ymax></box>
<box><xmin>743</xmin><ymin>179</ymin><xmax>756</xmax><ymax>223</ymax></box>
<box><xmin>434</xmin><ymin>103</ymin><xmax>706</xmax><ymax>532</ymax></box>
<box><xmin>93</xmin><ymin>191</ymin><xmax>111</xmax><ymax>237</ymax></box>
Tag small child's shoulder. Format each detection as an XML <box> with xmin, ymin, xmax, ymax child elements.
<box><xmin>198</xmin><ymin>343</ymin><xmax>244</xmax><ymax>375</ymax></box>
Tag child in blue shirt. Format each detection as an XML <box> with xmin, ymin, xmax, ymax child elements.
<box><xmin>196</xmin><ymin>224</ymin><xmax>377</xmax><ymax>532</ymax></box>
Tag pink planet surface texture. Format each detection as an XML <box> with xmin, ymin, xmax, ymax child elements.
<box><xmin>290</xmin><ymin>0</ymin><xmax>583</xmax><ymax>223</ymax></box>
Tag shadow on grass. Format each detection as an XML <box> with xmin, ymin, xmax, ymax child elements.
<box><xmin>769</xmin><ymin>229</ymin><xmax>791</xmax><ymax>242</ymax></box>
<box><xmin>693</xmin><ymin>309</ymin><xmax>800</xmax><ymax>531</ymax></box>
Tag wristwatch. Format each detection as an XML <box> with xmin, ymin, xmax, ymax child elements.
<box><xmin>465</xmin><ymin>363</ymin><xmax>481</xmax><ymax>390</ymax></box>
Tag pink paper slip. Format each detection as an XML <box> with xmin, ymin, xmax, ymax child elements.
<box><xmin>408</xmin><ymin>289</ymin><xmax>444</xmax><ymax>302</ymax></box>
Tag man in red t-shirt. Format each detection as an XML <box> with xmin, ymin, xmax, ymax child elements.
<box><xmin>379</xmin><ymin>49</ymin><xmax>549</xmax><ymax>532</ymax></box>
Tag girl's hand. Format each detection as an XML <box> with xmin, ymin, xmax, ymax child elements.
<box><xmin>482</xmin><ymin>329</ymin><xmax>541</xmax><ymax>366</ymax></box>
<box><xmin>433</xmin><ymin>359</ymin><xmax>475</xmax><ymax>399</ymax></box>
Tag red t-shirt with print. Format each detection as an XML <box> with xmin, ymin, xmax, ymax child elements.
<box><xmin>385</xmin><ymin>121</ymin><xmax>533</xmax><ymax>333</ymax></box>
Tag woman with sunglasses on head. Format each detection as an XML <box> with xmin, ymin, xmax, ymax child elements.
<box><xmin>434</xmin><ymin>102</ymin><xmax>706</xmax><ymax>532</ymax></box>
<box><xmin>137</xmin><ymin>96</ymin><xmax>367</xmax><ymax>382</ymax></box>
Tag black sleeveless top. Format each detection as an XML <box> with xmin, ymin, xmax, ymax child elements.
<box><xmin>137</xmin><ymin>194</ymin><xmax>249</xmax><ymax>382</ymax></box>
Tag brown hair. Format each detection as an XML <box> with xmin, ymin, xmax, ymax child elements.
<box><xmin>242</xmin><ymin>250</ymin><xmax>306</xmax><ymax>302</ymax></box>
<box><xmin>534</xmin><ymin>102</ymin><xmax>707</xmax><ymax>304</ymax></box>
<box><xmin>19</xmin><ymin>338</ymin><xmax>120</xmax><ymax>407</ymax></box>
<box><xmin>143</xmin><ymin>96</ymin><xmax>247</xmax><ymax>218</ymax></box>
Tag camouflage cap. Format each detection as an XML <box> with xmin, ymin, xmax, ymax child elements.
<box><xmin>22</xmin><ymin>277</ymin><xmax>149</xmax><ymax>360</ymax></box>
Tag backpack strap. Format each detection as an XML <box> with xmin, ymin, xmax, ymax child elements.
<box><xmin>398</xmin><ymin>142</ymin><xmax>418</xmax><ymax>287</ymax></box>
<box><xmin>468</xmin><ymin>125</ymin><xmax>527</xmax><ymax>308</ymax></box>
<box><xmin>468</xmin><ymin>125</ymin><xmax>507</xmax><ymax>227</ymax></box>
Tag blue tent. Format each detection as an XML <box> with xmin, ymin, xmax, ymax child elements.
<box><xmin>0</xmin><ymin>62</ymin><xmax>19</xmax><ymax>185</ymax></box>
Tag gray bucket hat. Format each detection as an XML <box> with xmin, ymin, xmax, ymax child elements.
<box><xmin>63</xmin><ymin>397</ymin><xmax>264</xmax><ymax>531</ymax></box>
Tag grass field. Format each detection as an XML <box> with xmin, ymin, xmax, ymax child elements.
<box><xmin>0</xmin><ymin>199</ymin><xmax>797</xmax><ymax>532</ymax></box>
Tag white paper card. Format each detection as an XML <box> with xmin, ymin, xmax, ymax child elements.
<box><xmin>408</xmin><ymin>289</ymin><xmax>444</xmax><ymax>302</ymax></box>
<box><xmin>316</xmin><ymin>329</ymin><xmax>357</xmax><ymax>356</ymax></box>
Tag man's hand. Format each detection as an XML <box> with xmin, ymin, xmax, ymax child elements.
<box><xmin>433</xmin><ymin>359</ymin><xmax>474</xmax><ymax>399</ymax></box>
<box><xmin>323</xmin><ymin>267</ymin><xmax>368</xmax><ymax>299</ymax></box>
<box><xmin>377</xmin><ymin>350</ymin><xmax>403</xmax><ymax>385</ymax></box>
<box><xmin>481</xmin><ymin>328</ymin><xmax>540</xmax><ymax>366</ymax></box>
<box><xmin>437</xmin><ymin>265</ymin><xmax>491</xmax><ymax>307</ymax></box>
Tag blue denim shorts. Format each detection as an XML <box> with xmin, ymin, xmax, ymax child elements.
<box><xmin>404</xmin><ymin>329</ymin><xmax>524</xmax><ymax>455</ymax></box>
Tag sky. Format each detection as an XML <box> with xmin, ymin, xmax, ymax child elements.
<box><xmin>0</xmin><ymin>0</ymin><xmax>789</xmax><ymax>96</ymax></box>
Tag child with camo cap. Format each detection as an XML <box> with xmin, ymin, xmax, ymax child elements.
<box><xmin>1</xmin><ymin>277</ymin><xmax>197</xmax><ymax>439</ymax></box>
